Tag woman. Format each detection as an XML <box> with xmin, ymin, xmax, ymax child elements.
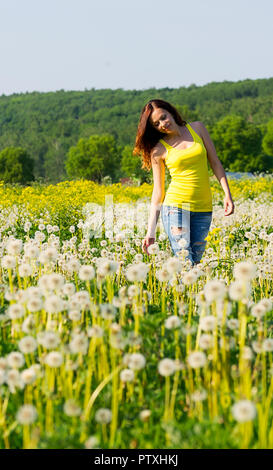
<box><xmin>133</xmin><ymin>99</ymin><xmax>234</xmax><ymax>266</ymax></box>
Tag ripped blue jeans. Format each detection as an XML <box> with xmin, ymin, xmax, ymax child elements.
<box><xmin>161</xmin><ymin>205</ymin><xmax>212</xmax><ymax>265</ymax></box>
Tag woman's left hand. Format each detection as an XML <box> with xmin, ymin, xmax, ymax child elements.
<box><xmin>224</xmin><ymin>195</ymin><xmax>234</xmax><ymax>216</ymax></box>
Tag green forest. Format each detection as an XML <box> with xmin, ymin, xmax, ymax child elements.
<box><xmin>0</xmin><ymin>77</ymin><xmax>273</xmax><ymax>184</ymax></box>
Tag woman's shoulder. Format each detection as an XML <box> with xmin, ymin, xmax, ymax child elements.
<box><xmin>151</xmin><ymin>141</ymin><xmax>167</xmax><ymax>161</ymax></box>
<box><xmin>189</xmin><ymin>121</ymin><xmax>206</xmax><ymax>136</ymax></box>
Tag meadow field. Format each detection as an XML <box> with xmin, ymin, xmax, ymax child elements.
<box><xmin>0</xmin><ymin>176</ymin><xmax>272</xmax><ymax>449</ymax></box>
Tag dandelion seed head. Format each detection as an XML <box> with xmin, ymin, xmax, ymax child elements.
<box><xmin>200</xmin><ymin>315</ymin><xmax>216</xmax><ymax>332</ymax></box>
<box><xmin>204</xmin><ymin>280</ymin><xmax>226</xmax><ymax>302</ymax></box>
<box><xmin>79</xmin><ymin>265</ymin><xmax>95</xmax><ymax>281</ymax></box>
<box><xmin>6</xmin><ymin>238</ymin><xmax>23</xmax><ymax>256</ymax></box>
<box><xmin>187</xmin><ymin>351</ymin><xmax>207</xmax><ymax>369</ymax></box>
<box><xmin>16</xmin><ymin>404</ymin><xmax>37</xmax><ymax>425</ymax></box>
<box><xmin>158</xmin><ymin>358</ymin><xmax>176</xmax><ymax>376</ymax></box>
<box><xmin>95</xmin><ymin>408</ymin><xmax>112</xmax><ymax>424</ymax></box>
<box><xmin>139</xmin><ymin>410</ymin><xmax>151</xmax><ymax>422</ymax></box>
<box><xmin>128</xmin><ymin>353</ymin><xmax>146</xmax><ymax>371</ymax></box>
<box><xmin>242</xmin><ymin>346</ymin><xmax>253</xmax><ymax>361</ymax></box>
<box><xmin>2</xmin><ymin>255</ymin><xmax>16</xmax><ymax>269</ymax></box>
<box><xmin>27</xmin><ymin>297</ymin><xmax>43</xmax><ymax>312</ymax></box>
<box><xmin>262</xmin><ymin>338</ymin><xmax>273</xmax><ymax>352</ymax></box>
<box><xmin>191</xmin><ymin>389</ymin><xmax>208</xmax><ymax>402</ymax></box>
<box><xmin>68</xmin><ymin>310</ymin><xmax>81</xmax><ymax>321</ymax></box>
<box><xmin>66</xmin><ymin>258</ymin><xmax>80</xmax><ymax>273</ymax></box>
<box><xmin>0</xmin><ymin>357</ymin><xmax>7</xmax><ymax>370</ymax></box>
<box><xmin>69</xmin><ymin>334</ymin><xmax>88</xmax><ymax>354</ymax></box>
<box><xmin>231</xmin><ymin>400</ymin><xmax>256</xmax><ymax>423</ymax></box>
<box><xmin>18</xmin><ymin>336</ymin><xmax>37</xmax><ymax>354</ymax></box>
<box><xmin>233</xmin><ymin>261</ymin><xmax>257</xmax><ymax>281</ymax></box>
<box><xmin>18</xmin><ymin>263</ymin><xmax>33</xmax><ymax>277</ymax></box>
<box><xmin>120</xmin><ymin>369</ymin><xmax>135</xmax><ymax>382</ymax></box>
<box><xmin>85</xmin><ymin>436</ymin><xmax>100</xmax><ymax>449</ymax></box>
<box><xmin>21</xmin><ymin>368</ymin><xmax>37</xmax><ymax>385</ymax></box>
<box><xmin>7</xmin><ymin>352</ymin><xmax>25</xmax><ymax>369</ymax></box>
<box><xmin>44</xmin><ymin>295</ymin><xmax>64</xmax><ymax>313</ymax></box>
<box><xmin>63</xmin><ymin>399</ymin><xmax>82</xmax><ymax>417</ymax></box>
<box><xmin>87</xmin><ymin>325</ymin><xmax>104</xmax><ymax>338</ymax></box>
<box><xmin>199</xmin><ymin>334</ymin><xmax>213</xmax><ymax>350</ymax></box>
<box><xmin>165</xmin><ymin>257</ymin><xmax>182</xmax><ymax>274</ymax></box>
<box><xmin>0</xmin><ymin>369</ymin><xmax>5</xmax><ymax>385</ymax></box>
<box><xmin>229</xmin><ymin>281</ymin><xmax>251</xmax><ymax>301</ymax></box>
<box><xmin>258</xmin><ymin>298</ymin><xmax>272</xmax><ymax>312</ymax></box>
<box><xmin>44</xmin><ymin>351</ymin><xmax>63</xmax><ymax>368</ymax></box>
<box><xmin>62</xmin><ymin>283</ymin><xmax>76</xmax><ymax>296</ymax></box>
<box><xmin>47</xmin><ymin>273</ymin><xmax>65</xmax><ymax>291</ymax></box>
<box><xmin>183</xmin><ymin>271</ymin><xmax>198</xmax><ymax>285</ymax></box>
<box><xmin>100</xmin><ymin>303</ymin><xmax>116</xmax><ymax>320</ymax></box>
<box><xmin>7</xmin><ymin>369</ymin><xmax>23</xmax><ymax>391</ymax></box>
<box><xmin>7</xmin><ymin>303</ymin><xmax>24</xmax><ymax>320</ymax></box>
<box><xmin>147</xmin><ymin>243</ymin><xmax>159</xmax><ymax>255</ymax></box>
<box><xmin>165</xmin><ymin>315</ymin><xmax>181</xmax><ymax>329</ymax></box>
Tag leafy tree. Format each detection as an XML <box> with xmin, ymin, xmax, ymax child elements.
<box><xmin>262</xmin><ymin>119</ymin><xmax>273</xmax><ymax>157</ymax></box>
<box><xmin>121</xmin><ymin>145</ymin><xmax>150</xmax><ymax>183</ymax></box>
<box><xmin>0</xmin><ymin>78</ymin><xmax>273</xmax><ymax>182</ymax></box>
<box><xmin>210</xmin><ymin>115</ymin><xmax>264</xmax><ymax>171</ymax></box>
<box><xmin>65</xmin><ymin>134</ymin><xmax>120</xmax><ymax>182</ymax></box>
<box><xmin>175</xmin><ymin>104</ymin><xmax>200</xmax><ymax>122</ymax></box>
<box><xmin>0</xmin><ymin>147</ymin><xmax>34</xmax><ymax>184</ymax></box>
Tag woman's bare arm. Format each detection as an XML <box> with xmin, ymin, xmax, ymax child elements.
<box><xmin>146</xmin><ymin>144</ymin><xmax>166</xmax><ymax>237</ymax></box>
<box><xmin>194</xmin><ymin>121</ymin><xmax>234</xmax><ymax>216</ymax></box>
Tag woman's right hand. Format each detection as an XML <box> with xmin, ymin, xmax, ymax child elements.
<box><xmin>142</xmin><ymin>235</ymin><xmax>155</xmax><ymax>255</ymax></box>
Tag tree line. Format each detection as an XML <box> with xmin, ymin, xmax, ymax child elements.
<box><xmin>0</xmin><ymin>78</ymin><xmax>273</xmax><ymax>184</ymax></box>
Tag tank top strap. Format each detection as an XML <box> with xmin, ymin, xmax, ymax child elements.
<box><xmin>159</xmin><ymin>139</ymin><xmax>172</xmax><ymax>151</ymax></box>
<box><xmin>186</xmin><ymin>123</ymin><xmax>202</xmax><ymax>144</ymax></box>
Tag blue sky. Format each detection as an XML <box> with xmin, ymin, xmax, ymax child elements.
<box><xmin>1</xmin><ymin>0</ymin><xmax>272</xmax><ymax>94</ymax></box>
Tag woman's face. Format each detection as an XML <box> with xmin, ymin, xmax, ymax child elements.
<box><xmin>149</xmin><ymin>107</ymin><xmax>175</xmax><ymax>134</ymax></box>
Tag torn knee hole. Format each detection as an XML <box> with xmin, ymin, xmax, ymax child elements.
<box><xmin>171</xmin><ymin>226</ymin><xmax>187</xmax><ymax>236</ymax></box>
<box><xmin>193</xmin><ymin>241</ymin><xmax>206</xmax><ymax>246</ymax></box>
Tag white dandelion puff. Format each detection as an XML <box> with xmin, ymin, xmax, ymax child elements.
<box><xmin>158</xmin><ymin>358</ymin><xmax>176</xmax><ymax>376</ymax></box>
<box><xmin>7</xmin><ymin>352</ymin><xmax>25</xmax><ymax>369</ymax></box>
<box><xmin>199</xmin><ymin>334</ymin><xmax>213</xmax><ymax>350</ymax></box>
<box><xmin>63</xmin><ymin>399</ymin><xmax>82</xmax><ymax>417</ymax></box>
<box><xmin>2</xmin><ymin>255</ymin><xmax>16</xmax><ymax>269</ymax></box>
<box><xmin>84</xmin><ymin>436</ymin><xmax>100</xmax><ymax>449</ymax></box>
<box><xmin>18</xmin><ymin>263</ymin><xmax>33</xmax><ymax>278</ymax></box>
<box><xmin>79</xmin><ymin>265</ymin><xmax>95</xmax><ymax>281</ymax></box>
<box><xmin>95</xmin><ymin>408</ymin><xmax>112</xmax><ymax>424</ymax></box>
<box><xmin>231</xmin><ymin>400</ymin><xmax>256</xmax><ymax>423</ymax></box>
<box><xmin>139</xmin><ymin>409</ymin><xmax>151</xmax><ymax>422</ymax></box>
<box><xmin>262</xmin><ymin>338</ymin><xmax>273</xmax><ymax>352</ymax></box>
<box><xmin>187</xmin><ymin>351</ymin><xmax>207</xmax><ymax>369</ymax></box>
<box><xmin>200</xmin><ymin>315</ymin><xmax>216</xmax><ymax>332</ymax></box>
<box><xmin>233</xmin><ymin>261</ymin><xmax>257</xmax><ymax>281</ymax></box>
<box><xmin>44</xmin><ymin>295</ymin><xmax>64</xmax><ymax>313</ymax></box>
<box><xmin>204</xmin><ymin>280</ymin><xmax>226</xmax><ymax>302</ymax></box>
<box><xmin>120</xmin><ymin>369</ymin><xmax>135</xmax><ymax>383</ymax></box>
<box><xmin>44</xmin><ymin>351</ymin><xmax>63</xmax><ymax>368</ymax></box>
<box><xmin>191</xmin><ymin>389</ymin><xmax>208</xmax><ymax>402</ymax></box>
<box><xmin>18</xmin><ymin>336</ymin><xmax>37</xmax><ymax>354</ymax></box>
<box><xmin>229</xmin><ymin>281</ymin><xmax>251</xmax><ymax>301</ymax></box>
<box><xmin>7</xmin><ymin>303</ymin><xmax>25</xmax><ymax>320</ymax></box>
<box><xmin>165</xmin><ymin>315</ymin><xmax>181</xmax><ymax>329</ymax></box>
<box><xmin>6</xmin><ymin>238</ymin><xmax>23</xmax><ymax>256</ymax></box>
<box><xmin>183</xmin><ymin>271</ymin><xmax>198</xmax><ymax>285</ymax></box>
<box><xmin>21</xmin><ymin>368</ymin><xmax>37</xmax><ymax>385</ymax></box>
<box><xmin>128</xmin><ymin>353</ymin><xmax>146</xmax><ymax>371</ymax></box>
<box><xmin>69</xmin><ymin>334</ymin><xmax>89</xmax><ymax>354</ymax></box>
<box><xmin>16</xmin><ymin>404</ymin><xmax>37</xmax><ymax>425</ymax></box>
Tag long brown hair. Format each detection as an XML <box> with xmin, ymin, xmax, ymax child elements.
<box><xmin>133</xmin><ymin>99</ymin><xmax>187</xmax><ymax>170</ymax></box>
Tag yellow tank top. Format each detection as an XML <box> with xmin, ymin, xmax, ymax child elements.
<box><xmin>159</xmin><ymin>123</ymin><xmax>212</xmax><ymax>212</ymax></box>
